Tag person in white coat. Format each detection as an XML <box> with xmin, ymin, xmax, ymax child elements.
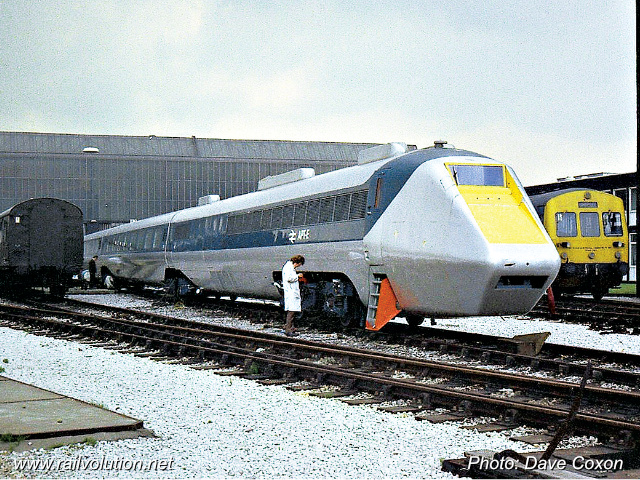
<box><xmin>282</xmin><ymin>254</ymin><xmax>305</xmax><ymax>336</ymax></box>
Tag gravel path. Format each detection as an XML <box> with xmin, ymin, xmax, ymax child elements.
<box><xmin>1</xmin><ymin>293</ymin><xmax>636</xmax><ymax>479</ymax></box>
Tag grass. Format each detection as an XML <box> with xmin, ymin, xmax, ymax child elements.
<box><xmin>610</xmin><ymin>282</ymin><xmax>637</xmax><ymax>296</ymax></box>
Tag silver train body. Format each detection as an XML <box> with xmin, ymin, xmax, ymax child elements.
<box><xmin>85</xmin><ymin>142</ymin><xmax>560</xmax><ymax>330</ymax></box>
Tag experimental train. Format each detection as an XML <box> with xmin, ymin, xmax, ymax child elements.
<box><xmin>530</xmin><ymin>189</ymin><xmax>629</xmax><ymax>300</ymax></box>
<box><xmin>84</xmin><ymin>142</ymin><xmax>561</xmax><ymax>330</ymax></box>
<box><xmin>0</xmin><ymin>198</ymin><xmax>84</xmax><ymax>297</ymax></box>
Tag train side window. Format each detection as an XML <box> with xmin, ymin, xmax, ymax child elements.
<box><xmin>306</xmin><ymin>200</ymin><xmax>321</xmax><ymax>225</ymax></box>
<box><xmin>173</xmin><ymin>222</ymin><xmax>191</xmax><ymax>251</ymax></box>
<box><xmin>271</xmin><ymin>207</ymin><xmax>283</xmax><ymax>229</ymax></box>
<box><xmin>293</xmin><ymin>202</ymin><xmax>307</xmax><ymax>226</ymax></box>
<box><xmin>260</xmin><ymin>210</ymin><xmax>272</xmax><ymax>230</ymax></box>
<box><xmin>602</xmin><ymin>212</ymin><xmax>623</xmax><ymax>236</ymax></box>
<box><xmin>319</xmin><ymin>197</ymin><xmax>335</xmax><ymax>223</ymax></box>
<box><xmin>161</xmin><ymin>226</ymin><xmax>168</xmax><ymax>249</ymax></box>
<box><xmin>555</xmin><ymin>212</ymin><xmax>577</xmax><ymax>237</ymax></box>
<box><xmin>374</xmin><ymin>178</ymin><xmax>383</xmax><ymax>208</ymax></box>
<box><xmin>579</xmin><ymin>212</ymin><xmax>600</xmax><ymax>237</ymax></box>
<box><xmin>150</xmin><ymin>228</ymin><xmax>160</xmax><ymax>250</ymax></box>
<box><xmin>143</xmin><ymin>229</ymin><xmax>154</xmax><ymax>250</ymax></box>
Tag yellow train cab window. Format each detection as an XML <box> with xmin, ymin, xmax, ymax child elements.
<box><xmin>555</xmin><ymin>212</ymin><xmax>577</xmax><ymax>237</ymax></box>
<box><xmin>448</xmin><ymin>165</ymin><xmax>504</xmax><ymax>186</ymax></box>
<box><xmin>580</xmin><ymin>212</ymin><xmax>600</xmax><ymax>237</ymax></box>
<box><xmin>603</xmin><ymin>212</ymin><xmax>623</xmax><ymax>236</ymax></box>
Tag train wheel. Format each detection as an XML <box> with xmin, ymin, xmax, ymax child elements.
<box><xmin>406</xmin><ymin>314</ymin><xmax>424</xmax><ymax>327</ymax></box>
<box><xmin>591</xmin><ymin>285</ymin><xmax>608</xmax><ymax>302</ymax></box>
<box><xmin>339</xmin><ymin>315</ymin><xmax>353</xmax><ymax>328</ymax></box>
<box><xmin>50</xmin><ymin>285</ymin><xmax>66</xmax><ymax>298</ymax></box>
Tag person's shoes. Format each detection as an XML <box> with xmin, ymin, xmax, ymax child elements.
<box><xmin>285</xmin><ymin>331</ymin><xmax>298</xmax><ymax>337</ymax></box>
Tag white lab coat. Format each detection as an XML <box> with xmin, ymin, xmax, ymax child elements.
<box><xmin>282</xmin><ymin>260</ymin><xmax>301</xmax><ymax>312</ymax></box>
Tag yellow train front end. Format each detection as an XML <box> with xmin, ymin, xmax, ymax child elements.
<box><xmin>535</xmin><ymin>189</ymin><xmax>629</xmax><ymax>300</ymax></box>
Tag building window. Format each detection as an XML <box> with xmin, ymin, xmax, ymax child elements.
<box><xmin>630</xmin><ymin>232</ymin><xmax>636</xmax><ymax>283</ymax></box>
<box><xmin>630</xmin><ymin>187</ymin><xmax>637</xmax><ymax>227</ymax></box>
<box><xmin>614</xmin><ymin>188</ymin><xmax>628</xmax><ymax>222</ymax></box>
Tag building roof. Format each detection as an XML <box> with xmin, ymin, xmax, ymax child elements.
<box><xmin>526</xmin><ymin>172</ymin><xmax>637</xmax><ymax>196</ymax></box>
<box><xmin>0</xmin><ymin>131</ymin><xmax>377</xmax><ymax>161</ymax></box>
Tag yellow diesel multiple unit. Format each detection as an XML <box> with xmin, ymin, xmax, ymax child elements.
<box><xmin>530</xmin><ymin>189</ymin><xmax>629</xmax><ymax>300</ymax></box>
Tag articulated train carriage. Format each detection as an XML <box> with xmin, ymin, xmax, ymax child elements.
<box><xmin>85</xmin><ymin>142</ymin><xmax>560</xmax><ymax>330</ymax></box>
<box><xmin>530</xmin><ymin>189</ymin><xmax>629</xmax><ymax>300</ymax></box>
<box><xmin>0</xmin><ymin>198</ymin><xmax>83</xmax><ymax>297</ymax></box>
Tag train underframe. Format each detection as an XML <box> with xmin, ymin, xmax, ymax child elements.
<box><xmin>101</xmin><ymin>267</ymin><xmax>368</xmax><ymax>328</ymax></box>
<box><xmin>553</xmin><ymin>261</ymin><xmax>629</xmax><ymax>301</ymax></box>
<box><xmin>0</xmin><ymin>266</ymin><xmax>73</xmax><ymax>297</ymax></box>
<box><xmin>272</xmin><ymin>272</ymin><xmax>366</xmax><ymax>328</ymax></box>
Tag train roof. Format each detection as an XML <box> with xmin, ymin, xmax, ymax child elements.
<box><xmin>0</xmin><ymin>197</ymin><xmax>83</xmax><ymax>219</ymax></box>
<box><xmin>529</xmin><ymin>188</ymin><xmax>618</xmax><ymax>208</ymax></box>
<box><xmin>0</xmin><ymin>131</ymin><xmax>377</xmax><ymax>161</ymax></box>
<box><xmin>85</xmin><ymin>145</ymin><xmax>492</xmax><ymax>238</ymax></box>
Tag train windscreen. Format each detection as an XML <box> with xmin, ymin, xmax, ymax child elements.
<box><xmin>580</xmin><ymin>212</ymin><xmax>601</xmax><ymax>237</ymax></box>
<box><xmin>603</xmin><ymin>212</ymin><xmax>624</xmax><ymax>236</ymax></box>
<box><xmin>448</xmin><ymin>165</ymin><xmax>504</xmax><ymax>186</ymax></box>
<box><xmin>555</xmin><ymin>212</ymin><xmax>577</xmax><ymax>237</ymax></box>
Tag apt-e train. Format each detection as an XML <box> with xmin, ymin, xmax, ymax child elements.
<box><xmin>84</xmin><ymin>142</ymin><xmax>561</xmax><ymax>330</ymax></box>
<box><xmin>530</xmin><ymin>188</ymin><xmax>629</xmax><ymax>300</ymax></box>
<box><xmin>0</xmin><ymin>198</ymin><xmax>84</xmax><ymax>297</ymax></box>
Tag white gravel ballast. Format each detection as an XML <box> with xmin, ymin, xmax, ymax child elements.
<box><xmin>2</xmin><ymin>325</ymin><xmax>535</xmax><ymax>479</ymax></box>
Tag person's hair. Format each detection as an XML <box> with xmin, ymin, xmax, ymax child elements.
<box><xmin>290</xmin><ymin>254</ymin><xmax>305</xmax><ymax>265</ymax></box>
<box><xmin>92</xmin><ymin>255</ymin><xmax>98</xmax><ymax>259</ymax></box>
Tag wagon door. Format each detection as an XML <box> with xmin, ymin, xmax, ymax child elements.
<box><xmin>27</xmin><ymin>200</ymin><xmax>65</xmax><ymax>270</ymax></box>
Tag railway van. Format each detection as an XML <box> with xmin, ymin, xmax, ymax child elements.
<box><xmin>0</xmin><ymin>198</ymin><xmax>84</xmax><ymax>296</ymax></box>
<box><xmin>530</xmin><ymin>189</ymin><xmax>629</xmax><ymax>300</ymax></box>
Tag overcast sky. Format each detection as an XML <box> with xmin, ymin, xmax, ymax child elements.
<box><xmin>0</xmin><ymin>1</ymin><xmax>636</xmax><ymax>185</ymax></box>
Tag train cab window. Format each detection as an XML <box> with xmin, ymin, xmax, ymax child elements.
<box><xmin>603</xmin><ymin>212</ymin><xmax>623</xmax><ymax>236</ymax></box>
<box><xmin>555</xmin><ymin>212</ymin><xmax>577</xmax><ymax>237</ymax></box>
<box><xmin>448</xmin><ymin>165</ymin><xmax>504</xmax><ymax>186</ymax></box>
<box><xmin>579</xmin><ymin>212</ymin><xmax>600</xmax><ymax>237</ymax></box>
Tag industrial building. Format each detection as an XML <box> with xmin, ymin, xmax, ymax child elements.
<box><xmin>0</xmin><ymin>131</ymin><xmax>376</xmax><ymax>232</ymax></box>
<box><xmin>526</xmin><ymin>172</ymin><xmax>638</xmax><ymax>283</ymax></box>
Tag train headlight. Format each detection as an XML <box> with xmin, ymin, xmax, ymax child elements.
<box><xmin>558</xmin><ymin>242</ymin><xmax>571</xmax><ymax>248</ymax></box>
<box><xmin>613</xmin><ymin>241</ymin><xmax>625</xmax><ymax>248</ymax></box>
<box><xmin>588</xmin><ymin>252</ymin><xmax>595</xmax><ymax>259</ymax></box>
<box><xmin>615</xmin><ymin>252</ymin><xmax>622</xmax><ymax>259</ymax></box>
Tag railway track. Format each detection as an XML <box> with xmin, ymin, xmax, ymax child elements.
<box><xmin>529</xmin><ymin>296</ymin><xmax>640</xmax><ymax>333</ymax></box>
<box><xmin>2</xmin><ymin>299</ymin><xmax>640</xmax><ymax>449</ymax></box>
<box><xmin>22</xmin><ymin>295</ymin><xmax>640</xmax><ymax>390</ymax></box>
<box><xmin>58</xmin><ymin>294</ymin><xmax>640</xmax><ymax>390</ymax></box>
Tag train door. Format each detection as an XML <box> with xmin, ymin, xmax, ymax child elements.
<box><xmin>364</xmin><ymin>171</ymin><xmax>385</xmax><ymax>263</ymax></box>
<box><xmin>28</xmin><ymin>201</ymin><xmax>65</xmax><ymax>270</ymax></box>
